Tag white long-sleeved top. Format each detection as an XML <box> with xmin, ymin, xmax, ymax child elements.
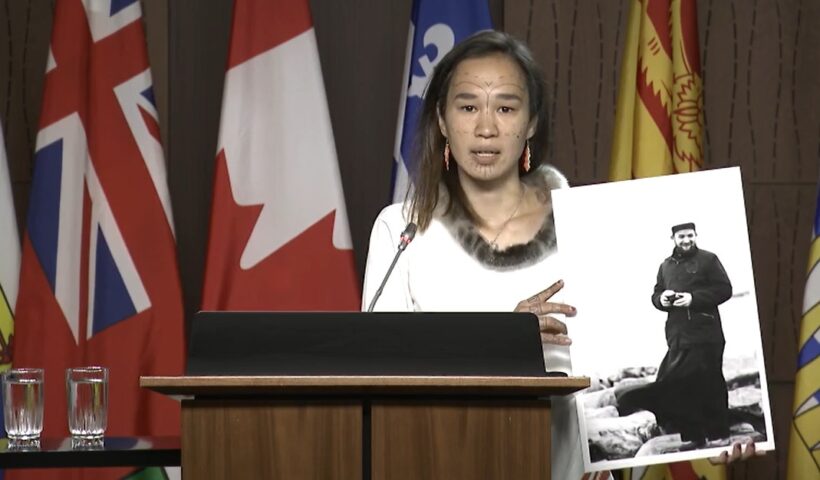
<box><xmin>361</xmin><ymin>198</ymin><xmax>587</xmax><ymax>479</ymax></box>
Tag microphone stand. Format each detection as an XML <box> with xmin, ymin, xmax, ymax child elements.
<box><xmin>367</xmin><ymin>223</ymin><xmax>416</xmax><ymax>312</ymax></box>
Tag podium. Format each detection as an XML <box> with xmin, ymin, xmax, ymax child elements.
<box><xmin>142</xmin><ymin>312</ymin><xmax>589</xmax><ymax>478</ymax></box>
<box><xmin>140</xmin><ymin>374</ymin><xmax>588</xmax><ymax>479</ymax></box>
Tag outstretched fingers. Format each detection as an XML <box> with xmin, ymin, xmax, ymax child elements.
<box><xmin>525</xmin><ymin>279</ymin><xmax>564</xmax><ymax>305</ymax></box>
<box><xmin>520</xmin><ymin>280</ymin><xmax>577</xmax><ymax>317</ymax></box>
<box><xmin>515</xmin><ymin>279</ymin><xmax>577</xmax><ymax>346</ymax></box>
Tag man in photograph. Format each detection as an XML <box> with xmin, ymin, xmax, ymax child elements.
<box><xmin>617</xmin><ymin>222</ymin><xmax>733</xmax><ymax>445</ymax></box>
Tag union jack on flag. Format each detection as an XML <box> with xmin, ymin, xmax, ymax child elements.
<box><xmin>12</xmin><ymin>0</ymin><xmax>184</xmax><ymax>478</ymax></box>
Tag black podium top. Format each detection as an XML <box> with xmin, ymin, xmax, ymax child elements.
<box><xmin>188</xmin><ymin>311</ymin><xmax>549</xmax><ymax>376</ymax></box>
<box><xmin>0</xmin><ymin>436</ymin><xmax>180</xmax><ymax>469</ymax></box>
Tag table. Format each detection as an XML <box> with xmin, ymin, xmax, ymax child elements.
<box><xmin>0</xmin><ymin>436</ymin><xmax>180</xmax><ymax>469</ymax></box>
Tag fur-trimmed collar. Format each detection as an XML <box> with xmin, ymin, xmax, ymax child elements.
<box><xmin>439</xmin><ymin>165</ymin><xmax>568</xmax><ymax>271</ymax></box>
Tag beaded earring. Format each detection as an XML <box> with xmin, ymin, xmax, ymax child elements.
<box><xmin>521</xmin><ymin>141</ymin><xmax>531</xmax><ymax>172</ymax></box>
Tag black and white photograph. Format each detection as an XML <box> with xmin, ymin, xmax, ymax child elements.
<box><xmin>552</xmin><ymin>167</ymin><xmax>775</xmax><ymax>472</ymax></box>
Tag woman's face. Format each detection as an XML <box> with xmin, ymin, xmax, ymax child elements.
<box><xmin>438</xmin><ymin>53</ymin><xmax>536</xmax><ymax>184</ymax></box>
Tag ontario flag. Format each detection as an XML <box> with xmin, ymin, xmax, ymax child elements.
<box><xmin>202</xmin><ymin>0</ymin><xmax>359</xmax><ymax>310</ymax></box>
<box><xmin>609</xmin><ymin>0</ymin><xmax>725</xmax><ymax>479</ymax></box>
<box><xmin>11</xmin><ymin>0</ymin><xmax>184</xmax><ymax>478</ymax></box>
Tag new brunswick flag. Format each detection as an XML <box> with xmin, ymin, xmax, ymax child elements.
<box><xmin>786</xmin><ymin>180</ymin><xmax>820</xmax><ymax>479</ymax></box>
<box><xmin>0</xmin><ymin>121</ymin><xmax>18</xmax><ymax>375</ymax></box>
<box><xmin>609</xmin><ymin>0</ymin><xmax>725</xmax><ymax>478</ymax></box>
<box><xmin>0</xmin><ymin>120</ymin><xmax>21</xmax><ymax>480</ymax></box>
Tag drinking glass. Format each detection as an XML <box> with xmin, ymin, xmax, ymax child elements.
<box><xmin>2</xmin><ymin>368</ymin><xmax>44</xmax><ymax>444</ymax></box>
<box><xmin>66</xmin><ymin>366</ymin><xmax>108</xmax><ymax>440</ymax></box>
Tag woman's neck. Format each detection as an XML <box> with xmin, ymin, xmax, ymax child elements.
<box><xmin>439</xmin><ymin>165</ymin><xmax>561</xmax><ymax>269</ymax></box>
<box><xmin>458</xmin><ymin>172</ymin><xmax>525</xmax><ymax>228</ymax></box>
<box><xmin>455</xmin><ymin>169</ymin><xmax>551</xmax><ymax>250</ymax></box>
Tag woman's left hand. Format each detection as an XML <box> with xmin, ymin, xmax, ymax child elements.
<box><xmin>514</xmin><ymin>279</ymin><xmax>577</xmax><ymax>346</ymax></box>
<box><xmin>710</xmin><ymin>439</ymin><xmax>761</xmax><ymax>464</ymax></box>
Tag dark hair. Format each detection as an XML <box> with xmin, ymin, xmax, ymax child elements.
<box><xmin>407</xmin><ymin>30</ymin><xmax>549</xmax><ymax>231</ymax></box>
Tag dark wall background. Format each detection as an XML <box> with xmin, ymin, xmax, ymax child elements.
<box><xmin>1</xmin><ymin>1</ymin><xmax>818</xmax><ymax>478</ymax></box>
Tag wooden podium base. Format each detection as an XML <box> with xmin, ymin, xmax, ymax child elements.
<box><xmin>181</xmin><ymin>399</ymin><xmax>362</xmax><ymax>479</ymax></box>
<box><xmin>142</xmin><ymin>375</ymin><xmax>589</xmax><ymax>480</ymax></box>
<box><xmin>371</xmin><ymin>400</ymin><xmax>550</xmax><ymax>480</ymax></box>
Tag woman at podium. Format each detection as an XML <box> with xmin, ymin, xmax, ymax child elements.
<box><xmin>362</xmin><ymin>29</ymin><xmax>585</xmax><ymax>479</ymax></box>
<box><xmin>362</xmin><ymin>30</ymin><xmax>754</xmax><ymax>478</ymax></box>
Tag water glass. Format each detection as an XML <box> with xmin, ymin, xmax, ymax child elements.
<box><xmin>2</xmin><ymin>368</ymin><xmax>44</xmax><ymax>441</ymax></box>
<box><xmin>66</xmin><ymin>367</ymin><xmax>108</xmax><ymax>439</ymax></box>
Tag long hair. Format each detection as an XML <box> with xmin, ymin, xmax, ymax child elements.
<box><xmin>407</xmin><ymin>30</ymin><xmax>549</xmax><ymax>231</ymax></box>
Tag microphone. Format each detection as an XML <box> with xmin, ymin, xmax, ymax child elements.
<box><xmin>367</xmin><ymin>223</ymin><xmax>417</xmax><ymax>312</ymax></box>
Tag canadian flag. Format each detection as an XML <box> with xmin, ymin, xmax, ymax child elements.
<box><xmin>202</xmin><ymin>0</ymin><xmax>360</xmax><ymax>310</ymax></box>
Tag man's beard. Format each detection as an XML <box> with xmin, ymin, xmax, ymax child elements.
<box><xmin>674</xmin><ymin>243</ymin><xmax>697</xmax><ymax>257</ymax></box>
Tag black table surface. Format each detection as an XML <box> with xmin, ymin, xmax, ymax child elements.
<box><xmin>0</xmin><ymin>436</ymin><xmax>180</xmax><ymax>468</ymax></box>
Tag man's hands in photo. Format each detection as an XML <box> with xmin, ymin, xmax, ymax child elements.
<box><xmin>660</xmin><ymin>290</ymin><xmax>692</xmax><ymax>307</ymax></box>
<box><xmin>672</xmin><ymin>292</ymin><xmax>692</xmax><ymax>307</ymax></box>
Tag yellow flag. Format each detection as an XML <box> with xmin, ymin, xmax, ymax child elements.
<box><xmin>610</xmin><ymin>0</ymin><xmax>724</xmax><ymax>478</ymax></box>
<box><xmin>0</xmin><ymin>121</ymin><xmax>20</xmax><ymax>373</ymax></box>
<box><xmin>786</xmin><ymin>184</ymin><xmax>820</xmax><ymax>479</ymax></box>
<box><xmin>610</xmin><ymin>0</ymin><xmax>703</xmax><ymax>181</ymax></box>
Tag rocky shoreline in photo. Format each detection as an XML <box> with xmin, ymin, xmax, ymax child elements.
<box><xmin>583</xmin><ymin>358</ymin><xmax>767</xmax><ymax>463</ymax></box>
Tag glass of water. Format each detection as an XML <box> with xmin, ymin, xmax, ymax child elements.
<box><xmin>66</xmin><ymin>366</ymin><xmax>108</xmax><ymax>441</ymax></box>
<box><xmin>2</xmin><ymin>368</ymin><xmax>44</xmax><ymax>444</ymax></box>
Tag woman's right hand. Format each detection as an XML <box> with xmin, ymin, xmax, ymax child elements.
<box><xmin>515</xmin><ymin>279</ymin><xmax>576</xmax><ymax>346</ymax></box>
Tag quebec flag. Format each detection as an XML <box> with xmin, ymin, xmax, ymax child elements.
<box><xmin>391</xmin><ymin>0</ymin><xmax>493</xmax><ymax>202</ymax></box>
